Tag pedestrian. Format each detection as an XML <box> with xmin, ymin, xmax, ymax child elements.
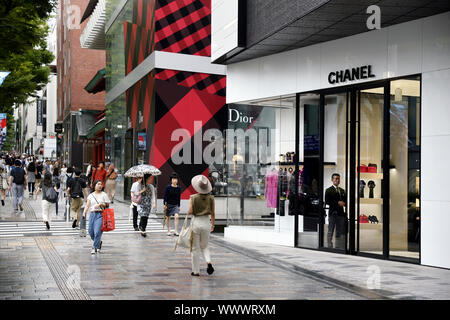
<box><xmin>9</xmin><ymin>159</ymin><xmax>27</xmax><ymax>213</ymax></box>
<box><xmin>130</xmin><ymin>176</ymin><xmax>145</xmax><ymax>231</ymax></box>
<box><xmin>137</xmin><ymin>174</ymin><xmax>156</xmax><ymax>237</ymax></box>
<box><xmin>35</xmin><ymin>161</ymin><xmax>43</xmax><ymax>187</ymax></box>
<box><xmin>60</xmin><ymin>163</ymin><xmax>67</xmax><ymax>195</ymax></box>
<box><xmin>86</xmin><ymin>160</ymin><xmax>94</xmax><ymax>188</ymax></box>
<box><xmin>188</xmin><ymin>175</ymin><xmax>215</xmax><ymax>276</ymax></box>
<box><xmin>53</xmin><ymin>166</ymin><xmax>61</xmax><ymax>215</ymax></box>
<box><xmin>26</xmin><ymin>160</ymin><xmax>36</xmax><ymax>197</ymax></box>
<box><xmin>82</xmin><ymin>180</ymin><xmax>110</xmax><ymax>254</ymax></box>
<box><xmin>90</xmin><ymin>161</ymin><xmax>107</xmax><ymax>191</ymax></box>
<box><xmin>35</xmin><ymin>172</ymin><xmax>59</xmax><ymax>230</ymax></box>
<box><xmin>0</xmin><ymin>165</ymin><xmax>8</xmax><ymax>206</ymax></box>
<box><xmin>163</xmin><ymin>172</ymin><xmax>181</xmax><ymax>236</ymax></box>
<box><xmin>67</xmin><ymin>168</ymin><xmax>88</xmax><ymax>228</ymax></box>
<box><xmin>104</xmin><ymin>163</ymin><xmax>118</xmax><ymax>203</ymax></box>
<box><xmin>64</xmin><ymin>166</ymin><xmax>74</xmax><ymax>198</ymax></box>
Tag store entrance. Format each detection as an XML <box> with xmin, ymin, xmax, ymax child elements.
<box><xmin>319</xmin><ymin>77</ymin><xmax>421</xmax><ymax>262</ymax></box>
<box><xmin>321</xmin><ymin>82</ymin><xmax>388</xmax><ymax>256</ymax></box>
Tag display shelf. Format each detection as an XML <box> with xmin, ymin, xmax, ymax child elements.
<box><xmin>360</xmin><ymin>198</ymin><xmax>383</xmax><ymax>205</ymax></box>
<box><xmin>360</xmin><ymin>172</ymin><xmax>383</xmax><ymax>180</ymax></box>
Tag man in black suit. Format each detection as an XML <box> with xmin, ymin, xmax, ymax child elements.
<box><xmin>325</xmin><ymin>173</ymin><xmax>346</xmax><ymax>249</ymax></box>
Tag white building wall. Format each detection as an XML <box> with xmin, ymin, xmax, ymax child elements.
<box><xmin>225</xmin><ymin>12</ymin><xmax>450</xmax><ymax>268</ymax></box>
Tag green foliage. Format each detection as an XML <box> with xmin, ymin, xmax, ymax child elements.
<box><xmin>0</xmin><ymin>0</ymin><xmax>56</xmax><ymax>151</ymax></box>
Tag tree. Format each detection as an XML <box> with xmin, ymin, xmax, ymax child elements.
<box><xmin>0</xmin><ymin>0</ymin><xmax>56</xmax><ymax>151</ymax></box>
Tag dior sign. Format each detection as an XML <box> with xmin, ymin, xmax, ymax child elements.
<box><xmin>228</xmin><ymin>108</ymin><xmax>254</xmax><ymax>124</ymax></box>
<box><xmin>328</xmin><ymin>65</ymin><xmax>376</xmax><ymax>84</ymax></box>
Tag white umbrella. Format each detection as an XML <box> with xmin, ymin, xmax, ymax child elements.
<box><xmin>124</xmin><ymin>164</ymin><xmax>161</xmax><ymax>178</ymax></box>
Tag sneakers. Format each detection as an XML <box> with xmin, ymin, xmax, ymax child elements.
<box><xmin>134</xmin><ymin>227</ymin><xmax>139</xmax><ymax>231</ymax></box>
<box><xmin>91</xmin><ymin>248</ymin><xmax>97</xmax><ymax>254</ymax></box>
<box><xmin>207</xmin><ymin>263</ymin><xmax>214</xmax><ymax>275</ymax></box>
<box><xmin>141</xmin><ymin>232</ymin><xmax>147</xmax><ymax>238</ymax></box>
<box><xmin>72</xmin><ymin>219</ymin><xmax>77</xmax><ymax>228</ymax></box>
<box><xmin>45</xmin><ymin>221</ymin><xmax>50</xmax><ymax>230</ymax></box>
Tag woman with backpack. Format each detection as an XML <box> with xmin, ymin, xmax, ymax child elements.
<box><xmin>35</xmin><ymin>172</ymin><xmax>60</xmax><ymax>230</ymax></box>
<box><xmin>26</xmin><ymin>161</ymin><xmax>36</xmax><ymax>198</ymax></box>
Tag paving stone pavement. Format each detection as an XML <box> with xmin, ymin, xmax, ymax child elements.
<box><xmin>1</xmin><ymin>193</ymin><xmax>449</xmax><ymax>300</ymax></box>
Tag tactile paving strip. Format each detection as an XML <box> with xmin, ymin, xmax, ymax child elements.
<box><xmin>34</xmin><ymin>236</ymin><xmax>90</xmax><ymax>300</ymax></box>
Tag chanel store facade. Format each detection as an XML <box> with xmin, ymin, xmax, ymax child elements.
<box><xmin>217</xmin><ymin>11</ymin><xmax>450</xmax><ymax>269</ymax></box>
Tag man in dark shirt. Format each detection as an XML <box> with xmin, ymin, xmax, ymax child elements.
<box><xmin>163</xmin><ymin>172</ymin><xmax>181</xmax><ymax>236</ymax></box>
<box><xmin>325</xmin><ymin>173</ymin><xmax>346</xmax><ymax>249</ymax></box>
<box><xmin>67</xmin><ymin>169</ymin><xmax>88</xmax><ymax>228</ymax></box>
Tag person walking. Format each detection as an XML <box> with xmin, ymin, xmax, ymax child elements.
<box><xmin>67</xmin><ymin>168</ymin><xmax>88</xmax><ymax>228</ymax></box>
<box><xmin>26</xmin><ymin>161</ymin><xmax>36</xmax><ymax>197</ymax></box>
<box><xmin>104</xmin><ymin>163</ymin><xmax>118</xmax><ymax>203</ymax></box>
<box><xmin>90</xmin><ymin>161</ymin><xmax>107</xmax><ymax>191</ymax></box>
<box><xmin>83</xmin><ymin>180</ymin><xmax>110</xmax><ymax>254</ymax></box>
<box><xmin>137</xmin><ymin>174</ymin><xmax>156</xmax><ymax>237</ymax></box>
<box><xmin>163</xmin><ymin>172</ymin><xmax>181</xmax><ymax>236</ymax></box>
<box><xmin>35</xmin><ymin>172</ymin><xmax>59</xmax><ymax>230</ymax></box>
<box><xmin>86</xmin><ymin>160</ymin><xmax>94</xmax><ymax>187</ymax></box>
<box><xmin>9</xmin><ymin>159</ymin><xmax>27</xmax><ymax>213</ymax></box>
<box><xmin>0</xmin><ymin>165</ymin><xmax>8</xmax><ymax>206</ymax></box>
<box><xmin>35</xmin><ymin>161</ymin><xmax>43</xmax><ymax>187</ymax></box>
<box><xmin>188</xmin><ymin>175</ymin><xmax>215</xmax><ymax>276</ymax></box>
<box><xmin>52</xmin><ymin>166</ymin><xmax>61</xmax><ymax>216</ymax></box>
<box><xmin>60</xmin><ymin>163</ymin><xmax>67</xmax><ymax>196</ymax></box>
<box><xmin>130</xmin><ymin>176</ymin><xmax>145</xmax><ymax>231</ymax></box>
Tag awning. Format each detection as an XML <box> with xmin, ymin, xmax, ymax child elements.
<box><xmin>87</xmin><ymin>118</ymin><xmax>106</xmax><ymax>139</ymax></box>
<box><xmin>80</xmin><ymin>0</ymin><xmax>99</xmax><ymax>24</ymax></box>
<box><xmin>75</xmin><ymin>110</ymin><xmax>97</xmax><ymax>137</ymax></box>
<box><xmin>84</xmin><ymin>68</ymin><xmax>106</xmax><ymax>94</ymax></box>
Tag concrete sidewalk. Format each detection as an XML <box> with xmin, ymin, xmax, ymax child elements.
<box><xmin>213</xmin><ymin>236</ymin><xmax>450</xmax><ymax>300</ymax></box>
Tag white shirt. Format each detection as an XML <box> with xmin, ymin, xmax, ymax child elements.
<box><xmin>130</xmin><ymin>181</ymin><xmax>143</xmax><ymax>205</ymax></box>
<box><xmin>87</xmin><ymin>192</ymin><xmax>110</xmax><ymax>212</ymax></box>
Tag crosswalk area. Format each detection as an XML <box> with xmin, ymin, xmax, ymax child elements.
<box><xmin>0</xmin><ymin>218</ymin><xmax>167</xmax><ymax>238</ymax></box>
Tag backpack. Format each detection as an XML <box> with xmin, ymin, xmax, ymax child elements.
<box><xmin>12</xmin><ymin>168</ymin><xmax>25</xmax><ymax>185</ymax></box>
<box><xmin>70</xmin><ymin>178</ymin><xmax>83</xmax><ymax>198</ymax></box>
<box><xmin>45</xmin><ymin>185</ymin><xmax>58</xmax><ymax>203</ymax></box>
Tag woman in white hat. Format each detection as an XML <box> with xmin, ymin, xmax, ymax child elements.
<box><xmin>188</xmin><ymin>175</ymin><xmax>215</xmax><ymax>276</ymax></box>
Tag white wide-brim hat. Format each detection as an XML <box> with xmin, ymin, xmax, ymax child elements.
<box><xmin>191</xmin><ymin>175</ymin><xmax>212</xmax><ymax>194</ymax></box>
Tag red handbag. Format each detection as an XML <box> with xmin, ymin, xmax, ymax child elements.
<box><xmin>360</xmin><ymin>165</ymin><xmax>368</xmax><ymax>173</ymax></box>
<box><xmin>101</xmin><ymin>208</ymin><xmax>115</xmax><ymax>232</ymax></box>
<box><xmin>359</xmin><ymin>214</ymin><xmax>369</xmax><ymax>223</ymax></box>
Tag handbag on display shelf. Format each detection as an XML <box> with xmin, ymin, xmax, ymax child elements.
<box><xmin>174</xmin><ymin>215</ymin><xmax>193</xmax><ymax>252</ymax></box>
<box><xmin>101</xmin><ymin>208</ymin><xmax>115</xmax><ymax>232</ymax></box>
<box><xmin>360</xmin><ymin>164</ymin><xmax>368</xmax><ymax>173</ymax></box>
<box><xmin>359</xmin><ymin>214</ymin><xmax>369</xmax><ymax>223</ymax></box>
<box><xmin>368</xmin><ymin>163</ymin><xmax>377</xmax><ymax>173</ymax></box>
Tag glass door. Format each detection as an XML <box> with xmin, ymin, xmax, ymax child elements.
<box><xmin>356</xmin><ymin>86</ymin><xmax>385</xmax><ymax>255</ymax></box>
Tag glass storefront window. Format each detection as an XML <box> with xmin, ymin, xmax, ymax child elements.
<box><xmin>225</xmin><ymin>96</ymin><xmax>296</xmax><ymax>233</ymax></box>
<box><xmin>389</xmin><ymin>76</ymin><xmax>421</xmax><ymax>260</ymax></box>
<box><xmin>106</xmin><ymin>93</ymin><xmax>127</xmax><ymax>200</ymax></box>
<box><xmin>106</xmin><ymin>0</ymin><xmax>133</xmax><ymax>91</ymax></box>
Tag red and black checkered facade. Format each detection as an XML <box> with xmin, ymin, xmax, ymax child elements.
<box><xmin>122</xmin><ymin>0</ymin><xmax>226</xmax><ymax>199</ymax></box>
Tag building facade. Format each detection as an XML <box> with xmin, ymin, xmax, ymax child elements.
<box><xmin>212</xmin><ymin>1</ymin><xmax>450</xmax><ymax>269</ymax></box>
<box><xmin>104</xmin><ymin>0</ymin><xmax>226</xmax><ymax>202</ymax></box>
<box><xmin>57</xmin><ymin>0</ymin><xmax>106</xmax><ymax>168</ymax></box>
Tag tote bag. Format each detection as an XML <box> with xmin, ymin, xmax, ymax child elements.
<box><xmin>174</xmin><ymin>215</ymin><xmax>193</xmax><ymax>252</ymax></box>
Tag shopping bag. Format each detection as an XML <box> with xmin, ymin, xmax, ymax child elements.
<box><xmin>101</xmin><ymin>208</ymin><xmax>115</xmax><ymax>232</ymax></box>
<box><xmin>174</xmin><ymin>215</ymin><xmax>193</xmax><ymax>252</ymax></box>
<box><xmin>79</xmin><ymin>215</ymin><xmax>87</xmax><ymax>237</ymax></box>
